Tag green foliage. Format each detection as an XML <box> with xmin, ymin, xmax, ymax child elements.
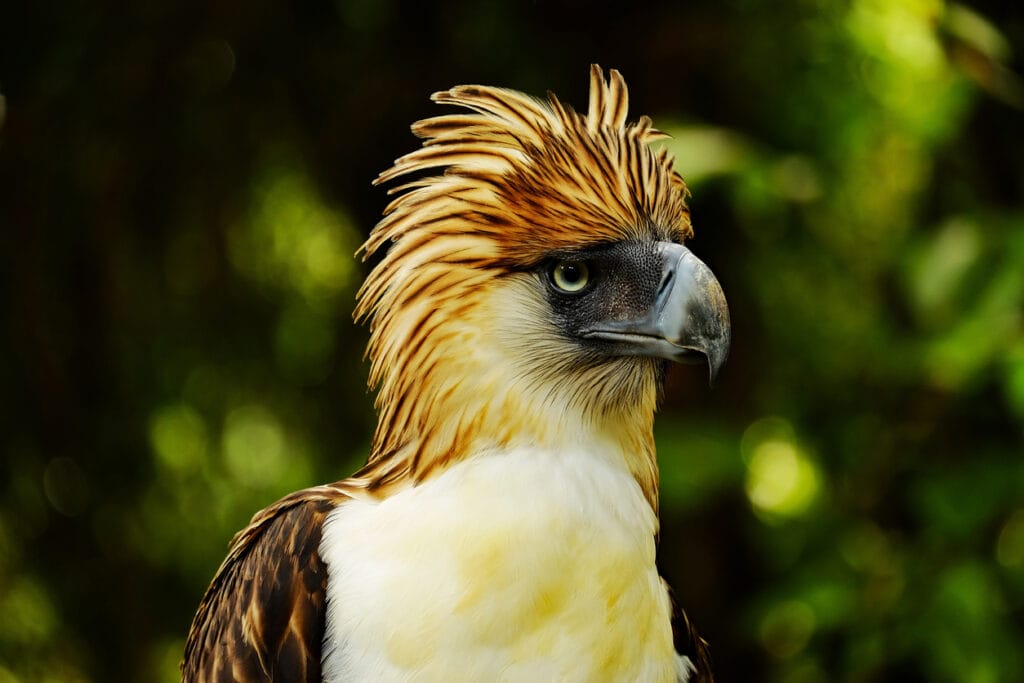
<box><xmin>1</xmin><ymin>0</ymin><xmax>1021</xmax><ymax>680</ymax></box>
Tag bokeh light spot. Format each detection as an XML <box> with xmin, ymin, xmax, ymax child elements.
<box><xmin>42</xmin><ymin>457</ymin><xmax>89</xmax><ymax>517</ymax></box>
<box><xmin>771</xmin><ymin>155</ymin><xmax>822</xmax><ymax>203</ymax></box>
<box><xmin>657</xmin><ymin>124</ymin><xmax>752</xmax><ymax>185</ymax></box>
<box><xmin>228</xmin><ymin>162</ymin><xmax>359</xmax><ymax>302</ymax></box>
<box><xmin>222</xmin><ymin>405</ymin><xmax>287</xmax><ymax>487</ymax></box>
<box><xmin>905</xmin><ymin>217</ymin><xmax>981</xmax><ymax>325</ymax></box>
<box><xmin>0</xmin><ymin>576</ymin><xmax>57</xmax><ymax>645</ymax></box>
<box><xmin>996</xmin><ymin>509</ymin><xmax>1024</xmax><ymax>570</ymax></box>
<box><xmin>144</xmin><ymin>637</ymin><xmax>187</xmax><ymax>683</ymax></box>
<box><xmin>759</xmin><ymin>599</ymin><xmax>817</xmax><ymax>659</ymax></box>
<box><xmin>743</xmin><ymin>422</ymin><xmax>821</xmax><ymax>520</ymax></box>
<box><xmin>149</xmin><ymin>404</ymin><xmax>209</xmax><ymax>473</ymax></box>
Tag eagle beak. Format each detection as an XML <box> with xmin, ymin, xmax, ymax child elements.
<box><xmin>585</xmin><ymin>243</ymin><xmax>731</xmax><ymax>385</ymax></box>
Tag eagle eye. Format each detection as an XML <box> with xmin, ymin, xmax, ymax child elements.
<box><xmin>551</xmin><ymin>260</ymin><xmax>591</xmax><ymax>293</ymax></box>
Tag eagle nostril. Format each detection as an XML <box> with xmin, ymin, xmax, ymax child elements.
<box><xmin>655</xmin><ymin>269</ymin><xmax>674</xmax><ymax>301</ymax></box>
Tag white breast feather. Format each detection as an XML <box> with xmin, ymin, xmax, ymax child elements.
<box><xmin>320</xmin><ymin>444</ymin><xmax>679</xmax><ymax>682</ymax></box>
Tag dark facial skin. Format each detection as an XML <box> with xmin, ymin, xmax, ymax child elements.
<box><xmin>543</xmin><ymin>241</ymin><xmax>671</xmax><ymax>358</ymax></box>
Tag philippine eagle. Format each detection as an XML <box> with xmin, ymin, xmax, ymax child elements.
<box><xmin>183</xmin><ymin>65</ymin><xmax>730</xmax><ymax>683</ymax></box>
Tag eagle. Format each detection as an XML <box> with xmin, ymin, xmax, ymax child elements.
<box><xmin>182</xmin><ymin>65</ymin><xmax>730</xmax><ymax>683</ymax></box>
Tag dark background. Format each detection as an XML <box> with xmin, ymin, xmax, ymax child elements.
<box><xmin>2</xmin><ymin>1</ymin><xmax>1023</xmax><ymax>681</ymax></box>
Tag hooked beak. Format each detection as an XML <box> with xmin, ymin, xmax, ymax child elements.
<box><xmin>582</xmin><ymin>243</ymin><xmax>731</xmax><ymax>385</ymax></box>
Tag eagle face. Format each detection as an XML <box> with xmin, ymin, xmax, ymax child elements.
<box><xmin>484</xmin><ymin>237</ymin><xmax>729</xmax><ymax>428</ymax></box>
<box><xmin>540</xmin><ymin>239</ymin><xmax>729</xmax><ymax>375</ymax></box>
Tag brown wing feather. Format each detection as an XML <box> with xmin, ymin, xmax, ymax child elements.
<box><xmin>182</xmin><ymin>486</ymin><xmax>350</xmax><ymax>682</ymax></box>
<box><xmin>669</xmin><ymin>587</ymin><xmax>715</xmax><ymax>683</ymax></box>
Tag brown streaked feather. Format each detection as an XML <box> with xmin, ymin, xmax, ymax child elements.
<box><xmin>669</xmin><ymin>587</ymin><xmax>715</xmax><ymax>683</ymax></box>
<box><xmin>433</xmin><ymin>86</ymin><xmax>551</xmax><ymax>135</ymax></box>
<box><xmin>603</xmin><ymin>68</ymin><xmax>629</xmax><ymax>129</ymax></box>
<box><xmin>182</xmin><ymin>486</ymin><xmax>353</xmax><ymax>682</ymax></box>
<box><xmin>586</xmin><ymin>64</ymin><xmax>606</xmax><ymax>132</ymax></box>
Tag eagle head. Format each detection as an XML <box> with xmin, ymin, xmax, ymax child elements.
<box><xmin>352</xmin><ymin>65</ymin><xmax>730</xmax><ymax>504</ymax></box>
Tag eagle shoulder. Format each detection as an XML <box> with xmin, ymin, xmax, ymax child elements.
<box><xmin>182</xmin><ymin>486</ymin><xmax>349</xmax><ymax>682</ymax></box>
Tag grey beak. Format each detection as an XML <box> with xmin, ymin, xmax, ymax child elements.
<box><xmin>583</xmin><ymin>242</ymin><xmax>731</xmax><ymax>385</ymax></box>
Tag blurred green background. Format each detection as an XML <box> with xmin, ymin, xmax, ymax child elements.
<box><xmin>1</xmin><ymin>0</ymin><xmax>1022</xmax><ymax>681</ymax></box>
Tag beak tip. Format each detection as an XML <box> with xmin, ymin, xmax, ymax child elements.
<box><xmin>705</xmin><ymin>350</ymin><xmax>727</xmax><ymax>388</ymax></box>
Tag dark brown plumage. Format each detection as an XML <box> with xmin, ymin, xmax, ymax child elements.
<box><xmin>182</xmin><ymin>487</ymin><xmax>351</xmax><ymax>682</ymax></box>
<box><xmin>672</xmin><ymin>591</ymin><xmax>715</xmax><ymax>683</ymax></box>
